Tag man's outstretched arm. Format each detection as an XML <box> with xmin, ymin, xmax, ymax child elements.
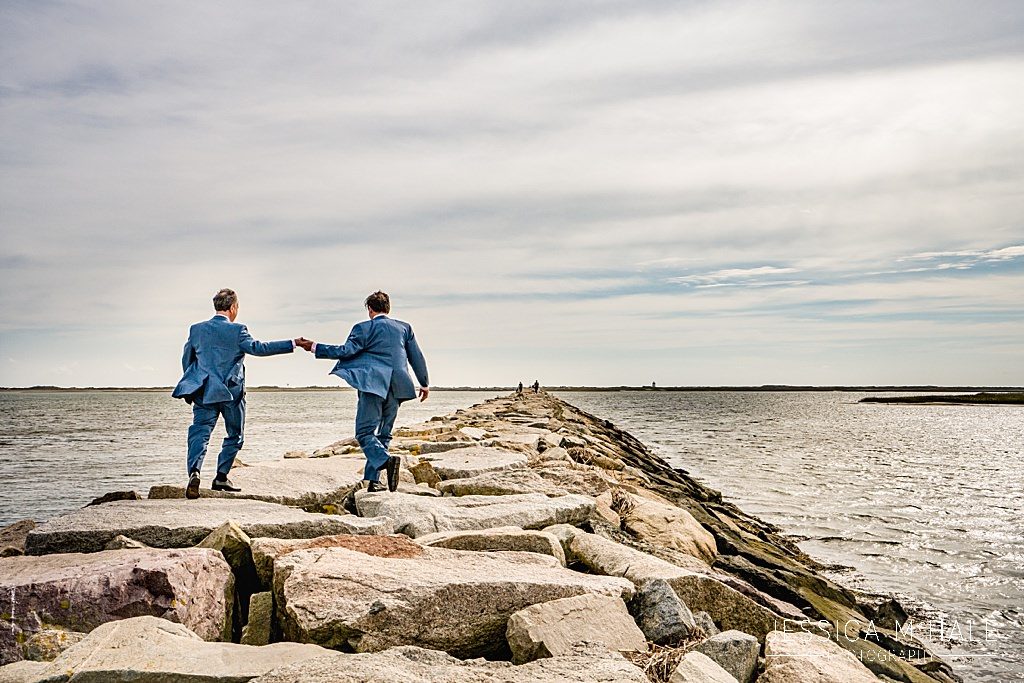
<box><xmin>312</xmin><ymin>325</ymin><xmax>366</xmax><ymax>360</ymax></box>
<box><xmin>238</xmin><ymin>325</ymin><xmax>296</xmax><ymax>357</ymax></box>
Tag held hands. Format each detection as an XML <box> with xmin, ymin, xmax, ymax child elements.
<box><xmin>294</xmin><ymin>337</ymin><xmax>314</xmax><ymax>352</ymax></box>
<box><xmin>419</xmin><ymin>387</ymin><xmax>430</xmax><ymax>402</ymax></box>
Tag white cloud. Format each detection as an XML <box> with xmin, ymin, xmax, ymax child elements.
<box><xmin>1</xmin><ymin>2</ymin><xmax>1023</xmax><ymax>386</ymax></box>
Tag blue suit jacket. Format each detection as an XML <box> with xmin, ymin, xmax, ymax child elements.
<box><xmin>315</xmin><ymin>315</ymin><xmax>428</xmax><ymax>400</ymax></box>
<box><xmin>172</xmin><ymin>315</ymin><xmax>293</xmax><ymax>403</ymax></box>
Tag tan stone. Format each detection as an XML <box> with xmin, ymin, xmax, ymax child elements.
<box><xmin>759</xmin><ymin>631</ymin><xmax>878</xmax><ymax>683</ymax></box>
<box><xmin>506</xmin><ymin>594</ymin><xmax>647</xmax><ymax>664</ymax></box>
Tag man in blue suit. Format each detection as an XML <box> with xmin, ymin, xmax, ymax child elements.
<box><xmin>172</xmin><ymin>288</ymin><xmax>300</xmax><ymax>499</ymax></box>
<box><xmin>299</xmin><ymin>291</ymin><xmax>429</xmax><ymax>492</ymax></box>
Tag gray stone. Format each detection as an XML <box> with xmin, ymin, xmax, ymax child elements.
<box><xmin>416</xmin><ymin>527</ymin><xmax>566</xmax><ymax>565</ymax></box>
<box><xmin>252</xmin><ymin>644</ymin><xmax>648</xmax><ymax>682</ymax></box>
<box><xmin>634</xmin><ymin>578</ymin><xmax>696</xmax><ymax>644</ymax></box>
<box><xmin>0</xmin><ymin>661</ymin><xmax>46</xmax><ymax>683</ymax></box>
<box><xmin>273</xmin><ymin>544</ymin><xmax>634</xmax><ymax>658</ymax></box>
<box><xmin>420</xmin><ymin>446</ymin><xmax>528</xmax><ymax>479</ymax></box>
<box><xmin>25</xmin><ymin>499</ymin><xmax>393</xmax><ymax>555</ymax></box>
<box><xmin>506</xmin><ymin>594</ymin><xmax>647</xmax><ymax>664</ymax></box>
<box><xmin>533</xmin><ymin>464</ymin><xmax>612</xmax><ymax>496</ymax></box>
<box><xmin>437</xmin><ymin>468</ymin><xmax>569</xmax><ymax>497</ymax></box>
<box><xmin>21</xmin><ymin>628</ymin><xmax>85</xmax><ymax>662</ymax></box>
<box><xmin>669</xmin><ymin>651</ymin><xmax>739</xmax><ymax>683</ymax></box>
<box><xmin>31</xmin><ymin>615</ymin><xmax>334</xmax><ymax>683</ymax></box>
<box><xmin>148</xmin><ymin>455</ymin><xmax>370</xmax><ymax>510</ymax></box>
<box><xmin>694</xmin><ymin>611</ymin><xmax>720</xmax><ymax>637</ymax></box>
<box><xmin>240</xmin><ymin>591</ymin><xmax>273</xmax><ymax>646</ymax></box>
<box><xmin>694</xmin><ymin>630</ymin><xmax>759</xmax><ymax>683</ymax></box>
<box><xmin>0</xmin><ymin>520</ymin><xmax>34</xmax><ymax>557</ymax></box>
<box><xmin>760</xmin><ymin>630</ymin><xmax>879</xmax><ymax>683</ymax></box>
<box><xmin>0</xmin><ymin>548</ymin><xmax>233</xmax><ymax>665</ymax></box>
<box><xmin>357</xmin><ymin>492</ymin><xmax>595</xmax><ymax>538</ymax></box>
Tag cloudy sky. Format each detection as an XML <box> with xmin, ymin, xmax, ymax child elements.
<box><xmin>2</xmin><ymin>1</ymin><xmax>1022</xmax><ymax>388</ymax></box>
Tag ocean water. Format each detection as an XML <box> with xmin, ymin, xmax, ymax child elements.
<box><xmin>557</xmin><ymin>391</ymin><xmax>1023</xmax><ymax>682</ymax></box>
<box><xmin>0</xmin><ymin>389</ymin><xmax>1021</xmax><ymax>680</ymax></box>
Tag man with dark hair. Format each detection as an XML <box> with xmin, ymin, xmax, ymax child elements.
<box><xmin>172</xmin><ymin>288</ymin><xmax>304</xmax><ymax>499</ymax></box>
<box><xmin>298</xmin><ymin>291</ymin><xmax>428</xmax><ymax>493</ymax></box>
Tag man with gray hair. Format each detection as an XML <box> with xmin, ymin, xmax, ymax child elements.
<box><xmin>172</xmin><ymin>288</ymin><xmax>303</xmax><ymax>499</ymax></box>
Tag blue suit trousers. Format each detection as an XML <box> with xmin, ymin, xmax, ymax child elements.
<box><xmin>354</xmin><ymin>389</ymin><xmax>402</xmax><ymax>481</ymax></box>
<box><xmin>186</xmin><ymin>393</ymin><xmax>245</xmax><ymax>477</ymax></box>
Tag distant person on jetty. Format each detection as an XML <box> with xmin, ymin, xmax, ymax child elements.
<box><xmin>298</xmin><ymin>291</ymin><xmax>429</xmax><ymax>493</ymax></box>
<box><xmin>532</xmin><ymin>380</ymin><xmax>540</xmax><ymax>393</ymax></box>
<box><xmin>517</xmin><ymin>382</ymin><xmax>524</xmax><ymax>395</ymax></box>
<box><xmin>172</xmin><ymin>288</ymin><xmax>304</xmax><ymax>499</ymax></box>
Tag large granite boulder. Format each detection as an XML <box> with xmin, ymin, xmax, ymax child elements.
<box><xmin>506</xmin><ymin>594</ymin><xmax>647</xmax><ymax>664</ymax></box>
<box><xmin>0</xmin><ymin>548</ymin><xmax>233</xmax><ymax>665</ymax></box>
<box><xmin>669</xmin><ymin>651</ymin><xmax>739</xmax><ymax>683</ymax></box>
<box><xmin>356</xmin><ymin>492</ymin><xmax>594</xmax><ymax>538</ymax></box>
<box><xmin>0</xmin><ymin>661</ymin><xmax>46</xmax><ymax>683</ymax></box>
<box><xmin>148</xmin><ymin>455</ymin><xmax>371</xmax><ymax>509</ymax></box>
<box><xmin>759</xmin><ymin>630</ymin><xmax>878</xmax><ymax>683</ymax></box>
<box><xmin>23</xmin><ymin>616</ymin><xmax>334</xmax><ymax>682</ymax></box>
<box><xmin>25</xmin><ymin>499</ymin><xmax>392</xmax><ymax>555</ymax></box>
<box><xmin>545</xmin><ymin>525</ymin><xmax>782</xmax><ymax>641</ymax></box>
<box><xmin>419</xmin><ymin>446</ymin><xmax>528</xmax><ymax>479</ymax></box>
<box><xmin>532</xmin><ymin>462</ymin><xmax>613</xmax><ymax>496</ymax></box>
<box><xmin>437</xmin><ymin>468</ymin><xmax>569</xmax><ymax>497</ymax></box>
<box><xmin>416</xmin><ymin>527</ymin><xmax>566</xmax><ymax>564</ymax></box>
<box><xmin>251</xmin><ymin>535</ymin><xmax>425</xmax><ymax>586</ymax></box>
<box><xmin>614</xmin><ymin>492</ymin><xmax>717</xmax><ymax>564</ymax></box>
<box><xmin>273</xmin><ymin>544</ymin><xmax>634</xmax><ymax>658</ymax></box>
<box><xmin>694</xmin><ymin>630</ymin><xmax>760</xmax><ymax>683</ymax></box>
<box><xmin>251</xmin><ymin>644</ymin><xmax>648</xmax><ymax>682</ymax></box>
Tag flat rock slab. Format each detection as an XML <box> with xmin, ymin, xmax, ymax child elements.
<box><xmin>416</xmin><ymin>527</ymin><xmax>566</xmax><ymax>565</ymax></box>
<box><xmin>149</xmin><ymin>456</ymin><xmax>369</xmax><ymax>509</ymax></box>
<box><xmin>252</xmin><ymin>645</ymin><xmax>648</xmax><ymax>682</ymax></box>
<box><xmin>356</xmin><ymin>492</ymin><xmax>595</xmax><ymax>538</ymax></box>
<box><xmin>25</xmin><ymin>616</ymin><xmax>334</xmax><ymax>683</ymax></box>
<box><xmin>437</xmin><ymin>468</ymin><xmax>569</xmax><ymax>497</ymax></box>
<box><xmin>251</xmin><ymin>534</ymin><xmax>425</xmax><ymax>586</ymax></box>
<box><xmin>0</xmin><ymin>548</ymin><xmax>232</xmax><ymax>665</ymax></box>
<box><xmin>759</xmin><ymin>630</ymin><xmax>878</xmax><ymax>683</ymax></box>
<box><xmin>25</xmin><ymin>499</ymin><xmax>393</xmax><ymax>555</ymax></box>
<box><xmin>506</xmin><ymin>594</ymin><xmax>647</xmax><ymax>664</ymax></box>
<box><xmin>274</xmin><ymin>545</ymin><xmax>634</xmax><ymax>658</ymax></box>
<box><xmin>419</xmin><ymin>446</ymin><xmax>528</xmax><ymax>480</ymax></box>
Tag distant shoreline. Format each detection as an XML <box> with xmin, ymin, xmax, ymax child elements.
<box><xmin>860</xmin><ymin>391</ymin><xmax>1024</xmax><ymax>405</ymax></box>
<box><xmin>3</xmin><ymin>385</ymin><xmax>1023</xmax><ymax>393</ymax></box>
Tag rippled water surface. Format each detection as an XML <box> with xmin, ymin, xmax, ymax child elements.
<box><xmin>557</xmin><ymin>391</ymin><xmax>1023</xmax><ymax>682</ymax></box>
<box><xmin>1</xmin><ymin>389</ymin><xmax>1021</xmax><ymax>680</ymax></box>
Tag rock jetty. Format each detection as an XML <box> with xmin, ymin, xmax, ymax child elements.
<box><xmin>0</xmin><ymin>391</ymin><xmax>959</xmax><ymax>682</ymax></box>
